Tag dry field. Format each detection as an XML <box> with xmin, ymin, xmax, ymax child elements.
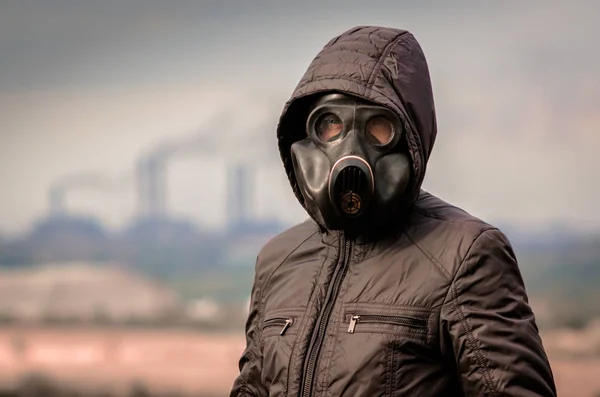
<box><xmin>0</xmin><ymin>326</ymin><xmax>598</xmax><ymax>396</ymax></box>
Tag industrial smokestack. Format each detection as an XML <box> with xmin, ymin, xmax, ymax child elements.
<box><xmin>136</xmin><ymin>132</ymin><xmax>217</xmax><ymax>221</ymax></box>
<box><xmin>49</xmin><ymin>185</ymin><xmax>67</xmax><ymax>217</ymax></box>
<box><xmin>136</xmin><ymin>156</ymin><xmax>159</xmax><ymax>218</ymax></box>
<box><xmin>134</xmin><ymin>109</ymin><xmax>274</xmax><ymax>224</ymax></box>
<box><xmin>136</xmin><ymin>158</ymin><xmax>149</xmax><ymax>217</ymax></box>
<box><xmin>227</xmin><ymin>162</ymin><xmax>254</xmax><ymax>228</ymax></box>
<box><xmin>48</xmin><ymin>172</ymin><xmax>127</xmax><ymax>218</ymax></box>
<box><xmin>146</xmin><ymin>154</ymin><xmax>167</xmax><ymax>220</ymax></box>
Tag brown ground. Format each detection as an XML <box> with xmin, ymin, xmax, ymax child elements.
<box><xmin>0</xmin><ymin>326</ymin><xmax>598</xmax><ymax>397</ymax></box>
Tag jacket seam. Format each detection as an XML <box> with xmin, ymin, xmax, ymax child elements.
<box><xmin>403</xmin><ymin>231</ymin><xmax>452</xmax><ymax>280</ymax></box>
<box><xmin>451</xmin><ymin>277</ymin><xmax>498</xmax><ymax>397</ymax></box>
<box><xmin>385</xmin><ymin>339</ymin><xmax>394</xmax><ymax>396</ymax></box>
<box><xmin>405</xmin><ymin>207</ymin><xmax>497</xmax><ymax>282</ymax></box>
<box><xmin>362</xmin><ymin>30</ymin><xmax>424</xmax><ymax>182</ymax></box>
<box><xmin>297</xmin><ymin>75</ymin><xmax>411</xmax><ymax>113</ymax></box>
<box><xmin>316</xmin><ymin>46</ymin><xmax>382</xmax><ymax>59</ymax></box>
<box><xmin>414</xmin><ymin>205</ymin><xmax>484</xmax><ymax>227</ymax></box>
<box><xmin>286</xmin><ymin>244</ymin><xmax>333</xmax><ymax>397</ymax></box>
<box><xmin>447</xmin><ymin>228</ymin><xmax>498</xmax><ymax>289</ymax></box>
<box><xmin>301</xmin><ymin>75</ymin><xmax>377</xmax><ymax>92</ymax></box>
<box><xmin>441</xmin><ymin>228</ymin><xmax>494</xmax><ymax>308</ymax></box>
<box><xmin>446</xmin><ymin>229</ymin><xmax>499</xmax><ymax>396</ymax></box>
<box><xmin>243</xmin><ymin>230</ymin><xmax>318</xmax><ymax>394</ymax></box>
<box><xmin>236</xmin><ymin>252</ymin><xmax>261</xmax><ymax>392</ymax></box>
<box><xmin>367</xmin><ymin>31</ymin><xmax>409</xmax><ymax>87</ymax></box>
<box><xmin>260</xmin><ymin>230</ymin><xmax>320</xmax><ymax>304</ymax></box>
<box><xmin>239</xmin><ymin>385</ymin><xmax>257</xmax><ymax>397</ymax></box>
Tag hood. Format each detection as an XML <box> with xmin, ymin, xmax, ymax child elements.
<box><xmin>277</xmin><ymin>26</ymin><xmax>437</xmax><ymax>228</ymax></box>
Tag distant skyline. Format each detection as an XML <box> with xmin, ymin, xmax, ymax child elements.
<box><xmin>1</xmin><ymin>1</ymin><xmax>599</xmax><ymax>235</ymax></box>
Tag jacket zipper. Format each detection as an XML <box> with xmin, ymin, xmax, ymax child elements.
<box><xmin>300</xmin><ymin>234</ymin><xmax>352</xmax><ymax>397</ymax></box>
<box><xmin>347</xmin><ymin>314</ymin><xmax>427</xmax><ymax>333</ymax></box>
<box><xmin>263</xmin><ymin>317</ymin><xmax>294</xmax><ymax>335</ymax></box>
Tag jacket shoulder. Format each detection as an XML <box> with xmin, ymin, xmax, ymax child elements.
<box><xmin>254</xmin><ymin>219</ymin><xmax>321</xmax><ymax>285</ymax></box>
<box><xmin>407</xmin><ymin>191</ymin><xmax>511</xmax><ymax>279</ymax></box>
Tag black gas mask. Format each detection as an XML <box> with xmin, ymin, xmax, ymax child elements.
<box><xmin>290</xmin><ymin>93</ymin><xmax>411</xmax><ymax>232</ymax></box>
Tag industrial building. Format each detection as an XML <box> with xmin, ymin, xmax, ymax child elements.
<box><xmin>2</xmin><ymin>128</ymin><xmax>288</xmax><ymax>275</ymax></box>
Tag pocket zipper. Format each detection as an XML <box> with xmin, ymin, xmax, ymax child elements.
<box><xmin>263</xmin><ymin>317</ymin><xmax>294</xmax><ymax>335</ymax></box>
<box><xmin>347</xmin><ymin>314</ymin><xmax>427</xmax><ymax>334</ymax></box>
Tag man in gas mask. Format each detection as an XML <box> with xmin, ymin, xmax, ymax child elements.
<box><xmin>230</xmin><ymin>26</ymin><xmax>556</xmax><ymax>397</ymax></box>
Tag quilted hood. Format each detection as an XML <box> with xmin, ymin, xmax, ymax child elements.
<box><xmin>276</xmin><ymin>26</ymin><xmax>437</xmax><ymax>227</ymax></box>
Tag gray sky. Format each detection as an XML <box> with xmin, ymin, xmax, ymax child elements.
<box><xmin>1</xmin><ymin>0</ymin><xmax>599</xmax><ymax>235</ymax></box>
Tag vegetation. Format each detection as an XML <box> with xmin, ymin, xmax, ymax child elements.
<box><xmin>1</xmin><ymin>215</ymin><xmax>599</xmax><ymax>330</ymax></box>
<box><xmin>0</xmin><ymin>374</ymin><xmax>217</xmax><ymax>397</ymax></box>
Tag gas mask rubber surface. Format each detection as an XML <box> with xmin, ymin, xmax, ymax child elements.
<box><xmin>290</xmin><ymin>93</ymin><xmax>411</xmax><ymax>232</ymax></box>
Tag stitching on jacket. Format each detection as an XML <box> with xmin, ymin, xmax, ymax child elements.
<box><xmin>367</xmin><ymin>31</ymin><xmax>409</xmax><ymax>88</ymax></box>
<box><xmin>239</xmin><ymin>385</ymin><xmax>258</xmax><ymax>397</ymax></box>
<box><xmin>385</xmin><ymin>339</ymin><xmax>394</xmax><ymax>396</ymax></box>
<box><xmin>441</xmin><ymin>228</ymin><xmax>492</xmax><ymax>305</ymax></box>
<box><xmin>286</xmin><ymin>244</ymin><xmax>333</xmax><ymax>397</ymax></box>
<box><xmin>309</xmin><ymin>52</ymin><xmax>376</xmax><ymax>65</ymax></box>
<box><xmin>408</xmin><ymin>206</ymin><xmax>498</xmax><ymax>281</ymax></box>
<box><xmin>260</xmin><ymin>230</ymin><xmax>320</xmax><ymax>304</ymax></box>
<box><xmin>336</xmin><ymin>26</ymin><xmax>399</xmax><ymax>51</ymax></box>
<box><xmin>369</xmin><ymin>28</ymin><xmax>406</xmax><ymax>46</ymax></box>
<box><xmin>248</xmin><ymin>229</ymin><xmax>319</xmax><ymax>393</ymax></box>
<box><xmin>446</xmin><ymin>229</ymin><xmax>500</xmax><ymax>397</ymax></box>
<box><xmin>297</xmin><ymin>76</ymin><xmax>403</xmax><ymax>115</ymax></box>
<box><xmin>294</xmin><ymin>77</ymin><xmax>409</xmax><ymax>127</ymax></box>
<box><xmin>355</xmin><ymin>26</ymin><xmax>401</xmax><ymax>43</ymax></box>
<box><xmin>305</xmin><ymin>58</ymin><xmax>377</xmax><ymax>73</ymax></box>
<box><xmin>451</xmin><ymin>282</ymin><xmax>498</xmax><ymax>397</ymax></box>
<box><xmin>237</xmin><ymin>277</ymin><xmax>260</xmax><ymax>392</ymax></box>
<box><xmin>320</xmin><ymin>46</ymin><xmax>382</xmax><ymax>59</ymax></box>
<box><xmin>403</xmin><ymin>232</ymin><xmax>452</xmax><ymax>279</ymax></box>
<box><xmin>414</xmin><ymin>205</ymin><xmax>483</xmax><ymax>227</ymax></box>
<box><xmin>320</xmin><ymin>247</ymin><xmax>357</xmax><ymax>397</ymax></box>
<box><xmin>302</xmin><ymin>74</ymin><xmax>376</xmax><ymax>88</ymax></box>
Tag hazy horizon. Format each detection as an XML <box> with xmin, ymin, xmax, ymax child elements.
<box><xmin>2</xmin><ymin>0</ymin><xmax>599</xmax><ymax>236</ymax></box>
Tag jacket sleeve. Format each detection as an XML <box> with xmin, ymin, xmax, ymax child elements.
<box><xmin>230</xmin><ymin>257</ymin><xmax>268</xmax><ymax>397</ymax></box>
<box><xmin>441</xmin><ymin>228</ymin><xmax>557</xmax><ymax>396</ymax></box>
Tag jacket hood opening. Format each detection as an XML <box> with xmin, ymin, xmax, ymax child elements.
<box><xmin>276</xmin><ymin>26</ymin><xmax>437</xmax><ymax>232</ymax></box>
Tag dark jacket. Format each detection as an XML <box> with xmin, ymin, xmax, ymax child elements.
<box><xmin>231</xmin><ymin>26</ymin><xmax>556</xmax><ymax>397</ymax></box>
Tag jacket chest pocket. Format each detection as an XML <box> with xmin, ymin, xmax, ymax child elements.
<box><xmin>327</xmin><ymin>303</ymin><xmax>439</xmax><ymax>397</ymax></box>
<box><xmin>346</xmin><ymin>313</ymin><xmax>427</xmax><ymax>334</ymax></box>
<box><xmin>260</xmin><ymin>308</ymin><xmax>304</xmax><ymax>393</ymax></box>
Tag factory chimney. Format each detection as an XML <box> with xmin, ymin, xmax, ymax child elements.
<box><xmin>136</xmin><ymin>133</ymin><xmax>216</xmax><ymax>221</ymax></box>
<box><xmin>49</xmin><ymin>185</ymin><xmax>67</xmax><ymax>217</ymax></box>
<box><xmin>48</xmin><ymin>173</ymin><xmax>116</xmax><ymax>218</ymax></box>
<box><xmin>141</xmin><ymin>154</ymin><xmax>167</xmax><ymax>220</ymax></box>
<box><xmin>227</xmin><ymin>163</ymin><xmax>254</xmax><ymax>228</ymax></box>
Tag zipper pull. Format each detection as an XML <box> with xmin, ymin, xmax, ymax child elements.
<box><xmin>348</xmin><ymin>315</ymin><xmax>360</xmax><ymax>333</ymax></box>
<box><xmin>280</xmin><ymin>319</ymin><xmax>293</xmax><ymax>335</ymax></box>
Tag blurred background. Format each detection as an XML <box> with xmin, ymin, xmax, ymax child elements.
<box><xmin>1</xmin><ymin>0</ymin><xmax>599</xmax><ymax>396</ymax></box>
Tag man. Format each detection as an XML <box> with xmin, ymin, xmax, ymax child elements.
<box><xmin>230</xmin><ymin>26</ymin><xmax>556</xmax><ymax>397</ymax></box>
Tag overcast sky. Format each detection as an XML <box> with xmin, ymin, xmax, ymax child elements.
<box><xmin>1</xmin><ymin>0</ymin><xmax>599</xmax><ymax>235</ymax></box>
